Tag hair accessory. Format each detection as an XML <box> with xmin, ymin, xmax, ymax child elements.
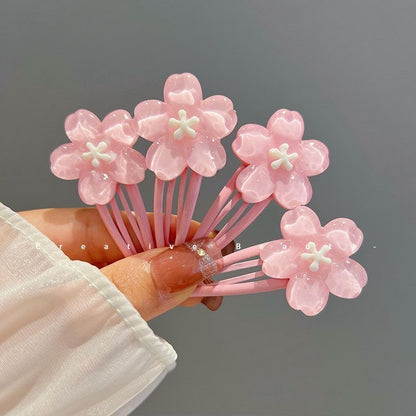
<box><xmin>50</xmin><ymin>109</ymin><xmax>155</xmax><ymax>256</ymax></box>
<box><xmin>193</xmin><ymin>109</ymin><xmax>329</xmax><ymax>249</ymax></box>
<box><xmin>50</xmin><ymin>72</ymin><xmax>367</xmax><ymax>315</ymax></box>
<box><xmin>134</xmin><ymin>73</ymin><xmax>237</xmax><ymax>248</ymax></box>
<box><xmin>191</xmin><ymin>206</ymin><xmax>367</xmax><ymax>315</ymax></box>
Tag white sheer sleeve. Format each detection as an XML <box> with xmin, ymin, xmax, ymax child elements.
<box><xmin>0</xmin><ymin>202</ymin><xmax>177</xmax><ymax>415</ymax></box>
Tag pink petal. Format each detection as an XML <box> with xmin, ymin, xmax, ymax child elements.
<box><xmin>299</xmin><ymin>140</ymin><xmax>329</xmax><ymax>176</ymax></box>
<box><xmin>134</xmin><ymin>100</ymin><xmax>168</xmax><ymax>142</ymax></box>
<box><xmin>65</xmin><ymin>109</ymin><xmax>102</xmax><ymax>143</ymax></box>
<box><xmin>323</xmin><ymin>218</ymin><xmax>363</xmax><ymax>257</ymax></box>
<box><xmin>267</xmin><ymin>109</ymin><xmax>304</xmax><ymax>144</ymax></box>
<box><xmin>200</xmin><ymin>95</ymin><xmax>237</xmax><ymax>139</ymax></box>
<box><xmin>186</xmin><ymin>137</ymin><xmax>226</xmax><ymax>177</ymax></box>
<box><xmin>163</xmin><ymin>73</ymin><xmax>203</xmax><ymax>106</ymax></box>
<box><xmin>281</xmin><ymin>206</ymin><xmax>322</xmax><ymax>239</ymax></box>
<box><xmin>110</xmin><ymin>147</ymin><xmax>146</xmax><ymax>184</ymax></box>
<box><xmin>326</xmin><ymin>259</ymin><xmax>367</xmax><ymax>299</ymax></box>
<box><xmin>273</xmin><ymin>172</ymin><xmax>312</xmax><ymax>209</ymax></box>
<box><xmin>260</xmin><ymin>240</ymin><xmax>299</xmax><ymax>278</ymax></box>
<box><xmin>236</xmin><ymin>164</ymin><xmax>274</xmax><ymax>203</ymax></box>
<box><xmin>286</xmin><ymin>275</ymin><xmax>329</xmax><ymax>316</ymax></box>
<box><xmin>102</xmin><ymin>110</ymin><xmax>138</xmax><ymax>146</ymax></box>
<box><xmin>78</xmin><ymin>171</ymin><xmax>117</xmax><ymax>205</ymax></box>
<box><xmin>50</xmin><ymin>143</ymin><xmax>83</xmax><ymax>179</ymax></box>
<box><xmin>146</xmin><ymin>138</ymin><xmax>187</xmax><ymax>180</ymax></box>
<box><xmin>232</xmin><ymin>124</ymin><xmax>272</xmax><ymax>165</ymax></box>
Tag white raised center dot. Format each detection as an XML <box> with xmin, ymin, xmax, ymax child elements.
<box><xmin>300</xmin><ymin>241</ymin><xmax>332</xmax><ymax>272</ymax></box>
<box><xmin>168</xmin><ymin>109</ymin><xmax>200</xmax><ymax>140</ymax></box>
<box><xmin>269</xmin><ymin>143</ymin><xmax>298</xmax><ymax>171</ymax></box>
<box><xmin>82</xmin><ymin>141</ymin><xmax>112</xmax><ymax>168</ymax></box>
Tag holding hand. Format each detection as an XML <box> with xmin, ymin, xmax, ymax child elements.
<box><xmin>19</xmin><ymin>208</ymin><xmax>228</xmax><ymax>320</ymax></box>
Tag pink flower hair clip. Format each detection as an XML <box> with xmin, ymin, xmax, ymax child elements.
<box><xmin>50</xmin><ymin>109</ymin><xmax>155</xmax><ymax>256</ymax></box>
<box><xmin>193</xmin><ymin>108</ymin><xmax>329</xmax><ymax>250</ymax></box>
<box><xmin>50</xmin><ymin>72</ymin><xmax>367</xmax><ymax>315</ymax></box>
<box><xmin>192</xmin><ymin>206</ymin><xmax>367</xmax><ymax>315</ymax></box>
<box><xmin>134</xmin><ymin>73</ymin><xmax>237</xmax><ymax>248</ymax></box>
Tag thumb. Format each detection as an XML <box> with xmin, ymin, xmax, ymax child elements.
<box><xmin>100</xmin><ymin>238</ymin><xmax>223</xmax><ymax>321</ymax></box>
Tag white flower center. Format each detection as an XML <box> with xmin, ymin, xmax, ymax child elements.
<box><xmin>82</xmin><ymin>141</ymin><xmax>112</xmax><ymax>168</ymax></box>
<box><xmin>300</xmin><ymin>241</ymin><xmax>332</xmax><ymax>272</ymax></box>
<box><xmin>168</xmin><ymin>109</ymin><xmax>200</xmax><ymax>140</ymax></box>
<box><xmin>269</xmin><ymin>143</ymin><xmax>298</xmax><ymax>171</ymax></box>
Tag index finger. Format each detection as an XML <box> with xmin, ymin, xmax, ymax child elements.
<box><xmin>18</xmin><ymin>208</ymin><xmax>201</xmax><ymax>268</ymax></box>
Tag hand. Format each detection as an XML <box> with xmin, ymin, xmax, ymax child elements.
<box><xmin>19</xmin><ymin>208</ymin><xmax>226</xmax><ymax>320</ymax></box>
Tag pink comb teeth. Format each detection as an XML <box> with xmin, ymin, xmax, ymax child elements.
<box><xmin>192</xmin><ymin>241</ymin><xmax>288</xmax><ymax>296</ymax></box>
<box><xmin>50</xmin><ymin>72</ymin><xmax>368</xmax><ymax>316</ymax></box>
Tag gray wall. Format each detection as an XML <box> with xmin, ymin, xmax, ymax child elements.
<box><xmin>1</xmin><ymin>1</ymin><xmax>414</xmax><ymax>415</ymax></box>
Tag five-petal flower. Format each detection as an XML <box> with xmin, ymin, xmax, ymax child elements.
<box><xmin>232</xmin><ymin>109</ymin><xmax>329</xmax><ymax>209</ymax></box>
<box><xmin>50</xmin><ymin>109</ymin><xmax>146</xmax><ymax>205</ymax></box>
<box><xmin>134</xmin><ymin>73</ymin><xmax>237</xmax><ymax>180</ymax></box>
<box><xmin>260</xmin><ymin>206</ymin><xmax>367</xmax><ymax>316</ymax></box>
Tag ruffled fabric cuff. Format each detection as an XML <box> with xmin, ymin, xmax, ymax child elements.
<box><xmin>0</xmin><ymin>202</ymin><xmax>176</xmax><ymax>415</ymax></box>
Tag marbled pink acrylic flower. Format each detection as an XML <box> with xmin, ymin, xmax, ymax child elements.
<box><xmin>232</xmin><ymin>109</ymin><xmax>329</xmax><ymax>209</ymax></box>
<box><xmin>50</xmin><ymin>109</ymin><xmax>146</xmax><ymax>205</ymax></box>
<box><xmin>260</xmin><ymin>206</ymin><xmax>367</xmax><ymax>316</ymax></box>
<box><xmin>134</xmin><ymin>73</ymin><xmax>237</xmax><ymax>180</ymax></box>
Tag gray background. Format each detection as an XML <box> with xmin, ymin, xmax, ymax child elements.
<box><xmin>1</xmin><ymin>0</ymin><xmax>414</xmax><ymax>415</ymax></box>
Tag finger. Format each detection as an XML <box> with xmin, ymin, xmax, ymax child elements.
<box><xmin>100</xmin><ymin>238</ymin><xmax>223</xmax><ymax>320</ymax></box>
<box><xmin>18</xmin><ymin>208</ymin><xmax>201</xmax><ymax>268</ymax></box>
<box><xmin>180</xmin><ymin>277</ymin><xmax>224</xmax><ymax>311</ymax></box>
<box><xmin>179</xmin><ymin>238</ymin><xmax>235</xmax><ymax>310</ymax></box>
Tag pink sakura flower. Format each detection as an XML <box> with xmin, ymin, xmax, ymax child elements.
<box><xmin>260</xmin><ymin>206</ymin><xmax>367</xmax><ymax>316</ymax></box>
<box><xmin>50</xmin><ymin>109</ymin><xmax>146</xmax><ymax>205</ymax></box>
<box><xmin>232</xmin><ymin>109</ymin><xmax>329</xmax><ymax>209</ymax></box>
<box><xmin>134</xmin><ymin>73</ymin><xmax>237</xmax><ymax>180</ymax></box>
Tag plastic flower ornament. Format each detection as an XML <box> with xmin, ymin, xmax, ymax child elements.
<box><xmin>134</xmin><ymin>73</ymin><xmax>237</xmax><ymax>180</ymax></box>
<box><xmin>260</xmin><ymin>206</ymin><xmax>367</xmax><ymax>315</ymax></box>
<box><xmin>194</xmin><ymin>108</ymin><xmax>330</xmax><ymax>247</ymax></box>
<box><xmin>232</xmin><ymin>109</ymin><xmax>329</xmax><ymax>208</ymax></box>
<box><xmin>50</xmin><ymin>109</ymin><xmax>146</xmax><ymax>205</ymax></box>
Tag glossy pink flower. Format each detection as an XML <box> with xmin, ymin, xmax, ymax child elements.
<box><xmin>134</xmin><ymin>73</ymin><xmax>237</xmax><ymax>180</ymax></box>
<box><xmin>260</xmin><ymin>206</ymin><xmax>367</xmax><ymax>316</ymax></box>
<box><xmin>50</xmin><ymin>109</ymin><xmax>146</xmax><ymax>205</ymax></box>
<box><xmin>232</xmin><ymin>109</ymin><xmax>329</xmax><ymax>209</ymax></box>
